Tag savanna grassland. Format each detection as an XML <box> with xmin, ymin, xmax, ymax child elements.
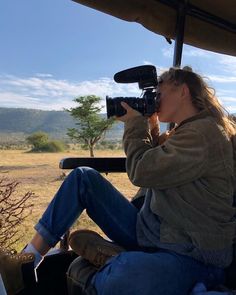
<box><xmin>0</xmin><ymin>149</ymin><xmax>138</xmax><ymax>251</ymax></box>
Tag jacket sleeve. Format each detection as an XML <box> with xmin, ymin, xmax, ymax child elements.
<box><xmin>231</xmin><ymin>135</ymin><xmax>236</xmax><ymax>193</ymax></box>
<box><xmin>123</xmin><ymin>116</ymin><xmax>208</xmax><ymax>189</ymax></box>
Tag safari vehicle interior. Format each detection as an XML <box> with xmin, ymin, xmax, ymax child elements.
<box><xmin>8</xmin><ymin>0</ymin><xmax>236</xmax><ymax>294</ymax></box>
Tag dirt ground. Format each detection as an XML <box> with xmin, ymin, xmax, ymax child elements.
<box><xmin>0</xmin><ymin>149</ymin><xmax>138</xmax><ymax>251</ymax></box>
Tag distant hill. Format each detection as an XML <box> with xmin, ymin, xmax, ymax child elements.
<box><xmin>0</xmin><ymin>108</ymin><xmax>76</xmax><ymax>137</ymax></box>
<box><xmin>0</xmin><ymin>107</ymin><xmax>167</xmax><ymax>144</ymax></box>
<box><xmin>0</xmin><ymin>108</ymin><xmax>124</xmax><ymax>143</ymax></box>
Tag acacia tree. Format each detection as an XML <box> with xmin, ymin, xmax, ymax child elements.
<box><xmin>67</xmin><ymin>95</ymin><xmax>114</xmax><ymax>157</ymax></box>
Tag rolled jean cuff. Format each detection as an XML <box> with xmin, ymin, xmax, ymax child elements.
<box><xmin>34</xmin><ymin>221</ymin><xmax>60</xmax><ymax>247</ymax></box>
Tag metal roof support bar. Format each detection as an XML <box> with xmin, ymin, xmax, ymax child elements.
<box><xmin>173</xmin><ymin>1</ymin><xmax>186</xmax><ymax>67</ymax></box>
<box><xmin>168</xmin><ymin>1</ymin><xmax>187</xmax><ymax>131</ymax></box>
<box><xmin>158</xmin><ymin>0</ymin><xmax>235</xmax><ymax>33</ymax></box>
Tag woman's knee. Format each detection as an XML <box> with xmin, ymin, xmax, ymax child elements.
<box><xmin>73</xmin><ymin>166</ymin><xmax>100</xmax><ymax>177</ymax></box>
<box><xmin>69</xmin><ymin>167</ymin><xmax>112</xmax><ymax>206</ymax></box>
<box><xmin>70</xmin><ymin>166</ymin><xmax>102</xmax><ymax>185</ymax></box>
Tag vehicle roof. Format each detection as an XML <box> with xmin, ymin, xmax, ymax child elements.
<box><xmin>72</xmin><ymin>0</ymin><xmax>236</xmax><ymax>56</ymax></box>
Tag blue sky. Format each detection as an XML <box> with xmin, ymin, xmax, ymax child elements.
<box><xmin>0</xmin><ymin>0</ymin><xmax>236</xmax><ymax>113</ymax></box>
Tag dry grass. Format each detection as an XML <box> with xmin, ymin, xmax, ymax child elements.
<box><xmin>0</xmin><ymin>149</ymin><xmax>138</xmax><ymax>251</ymax></box>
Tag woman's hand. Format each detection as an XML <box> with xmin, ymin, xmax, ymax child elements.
<box><xmin>148</xmin><ymin>112</ymin><xmax>160</xmax><ymax>146</ymax></box>
<box><xmin>148</xmin><ymin>112</ymin><xmax>159</xmax><ymax>131</ymax></box>
<box><xmin>116</xmin><ymin>102</ymin><xmax>141</xmax><ymax>122</ymax></box>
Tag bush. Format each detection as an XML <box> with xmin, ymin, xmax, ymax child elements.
<box><xmin>26</xmin><ymin>131</ymin><xmax>66</xmax><ymax>152</ymax></box>
<box><xmin>26</xmin><ymin>132</ymin><xmax>48</xmax><ymax>151</ymax></box>
<box><xmin>0</xmin><ymin>178</ymin><xmax>34</xmax><ymax>248</ymax></box>
<box><xmin>40</xmin><ymin>140</ymin><xmax>65</xmax><ymax>152</ymax></box>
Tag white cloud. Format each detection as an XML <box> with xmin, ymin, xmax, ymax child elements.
<box><xmin>220</xmin><ymin>97</ymin><xmax>236</xmax><ymax>103</ymax></box>
<box><xmin>227</xmin><ymin>105</ymin><xmax>236</xmax><ymax>113</ymax></box>
<box><xmin>156</xmin><ymin>66</ymin><xmax>168</xmax><ymax>74</ymax></box>
<box><xmin>0</xmin><ymin>92</ymin><xmax>41</xmax><ymax>108</ymax></box>
<box><xmin>0</xmin><ymin>68</ymin><xmax>235</xmax><ymax>113</ymax></box>
<box><xmin>0</xmin><ymin>74</ymin><xmax>141</xmax><ymax>111</ymax></box>
<box><xmin>142</xmin><ymin>60</ymin><xmax>153</xmax><ymax>65</ymax></box>
<box><xmin>35</xmin><ymin>73</ymin><xmax>53</xmax><ymax>78</ymax></box>
<box><xmin>208</xmin><ymin>74</ymin><xmax>236</xmax><ymax>83</ymax></box>
<box><xmin>162</xmin><ymin>46</ymin><xmax>211</xmax><ymax>59</ymax></box>
<box><xmin>162</xmin><ymin>47</ymin><xmax>173</xmax><ymax>58</ymax></box>
<box><xmin>218</xmin><ymin>56</ymin><xmax>236</xmax><ymax>75</ymax></box>
<box><xmin>184</xmin><ymin>48</ymin><xmax>210</xmax><ymax>57</ymax></box>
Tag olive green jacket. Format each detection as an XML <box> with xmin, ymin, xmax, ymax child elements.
<box><xmin>123</xmin><ymin>111</ymin><xmax>236</xmax><ymax>251</ymax></box>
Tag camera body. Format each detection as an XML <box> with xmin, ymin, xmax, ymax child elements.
<box><xmin>106</xmin><ymin>65</ymin><xmax>160</xmax><ymax>118</ymax></box>
<box><xmin>106</xmin><ymin>89</ymin><xmax>157</xmax><ymax>118</ymax></box>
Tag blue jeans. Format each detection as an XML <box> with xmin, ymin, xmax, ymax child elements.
<box><xmin>35</xmin><ymin>167</ymin><xmax>138</xmax><ymax>249</ymax></box>
<box><xmin>92</xmin><ymin>251</ymin><xmax>225</xmax><ymax>295</ymax></box>
<box><xmin>35</xmin><ymin>167</ymin><xmax>225</xmax><ymax>295</ymax></box>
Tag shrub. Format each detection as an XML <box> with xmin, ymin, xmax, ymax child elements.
<box><xmin>26</xmin><ymin>131</ymin><xmax>49</xmax><ymax>151</ymax></box>
<box><xmin>26</xmin><ymin>131</ymin><xmax>66</xmax><ymax>152</ymax></box>
<box><xmin>0</xmin><ymin>178</ymin><xmax>34</xmax><ymax>248</ymax></box>
<box><xmin>40</xmin><ymin>140</ymin><xmax>65</xmax><ymax>152</ymax></box>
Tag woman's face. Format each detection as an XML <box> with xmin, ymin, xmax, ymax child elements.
<box><xmin>157</xmin><ymin>81</ymin><xmax>184</xmax><ymax>123</ymax></box>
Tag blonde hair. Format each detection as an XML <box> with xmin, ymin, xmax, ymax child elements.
<box><xmin>159</xmin><ymin>66</ymin><xmax>236</xmax><ymax>137</ymax></box>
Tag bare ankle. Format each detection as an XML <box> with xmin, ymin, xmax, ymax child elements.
<box><xmin>30</xmin><ymin>233</ymin><xmax>50</xmax><ymax>256</ymax></box>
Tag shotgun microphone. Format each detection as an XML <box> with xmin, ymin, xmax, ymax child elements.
<box><xmin>114</xmin><ymin>65</ymin><xmax>158</xmax><ymax>89</ymax></box>
<box><xmin>106</xmin><ymin>65</ymin><xmax>160</xmax><ymax>118</ymax></box>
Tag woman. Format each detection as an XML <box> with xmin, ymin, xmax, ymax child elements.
<box><xmin>3</xmin><ymin>67</ymin><xmax>236</xmax><ymax>295</ymax></box>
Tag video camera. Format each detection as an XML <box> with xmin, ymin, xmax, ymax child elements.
<box><xmin>106</xmin><ymin>65</ymin><xmax>160</xmax><ymax>118</ymax></box>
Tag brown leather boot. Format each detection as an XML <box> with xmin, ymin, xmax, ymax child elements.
<box><xmin>68</xmin><ymin>230</ymin><xmax>125</xmax><ymax>268</ymax></box>
<box><xmin>0</xmin><ymin>248</ymin><xmax>35</xmax><ymax>295</ymax></box>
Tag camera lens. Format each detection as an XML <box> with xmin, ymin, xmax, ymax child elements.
<box><xmin>106</xmin><ymin>96</ymin><xmax>127</xmax><ymax>118</ymax></box>
<box><xmin>106</xmin><ymin>96</ymin><xmax>114</xmax><ymax>118</ymax></box>
<box><xmin>106</xmin><ymin>95</ymin><xmax>158</xmax><ymax>118</ymax></box>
